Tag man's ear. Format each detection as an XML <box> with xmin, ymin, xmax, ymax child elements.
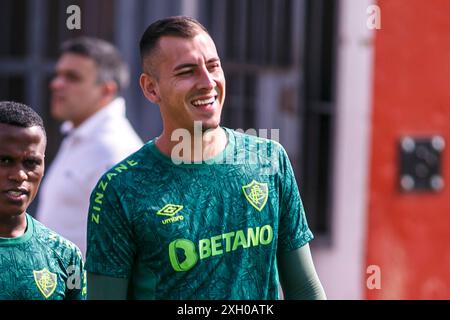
<box><xmin>101</xmin><ymin>81</ymin><xmax>118</xmax><ymax>101</ymax></box>
<box><xmin>140</xmin><ymin>73</ymin><xmax>160</xmax><ymax>104</ymax></box>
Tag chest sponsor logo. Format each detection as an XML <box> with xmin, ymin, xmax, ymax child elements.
<box><xmin>33</xmin><ymin>268</ymin><xmax>57</xmax><ymax>299</ymax></box>
<box><xmin>157</xmin><ymin>204</ymin><xmax>184</xmax><ymax>224</ymax></box>
<box><xmin>242</xmin><ymin>180</ymin><xmax>268</xmax><ymax>212</ymax></box>
<box><xmin>169</xmin><ymin>224</ymin><xmax>274</xmax><ymax>272</ymax></box>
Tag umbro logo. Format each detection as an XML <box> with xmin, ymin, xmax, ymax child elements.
<box><xmin>157</xmin><ymin>204</ymin><xmax>184</xmax><ymax>216</ymax></box>
<box><xmin>156</xmin><ymin>204</ymin><xmax>185</xmax><ymax>224</ymax></box>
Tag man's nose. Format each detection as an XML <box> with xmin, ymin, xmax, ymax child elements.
<box><xmin>197</xmin><ymin>67</ymin><xmax>215</xmax><ymax>90</ymax></box>
<box><xmin>8</xmin><ymin>167</ymin><xmax>28</xmax><ymax>182</ymax></box>
<box><xmin>50</xmin><ymin>75</ymin><xmax>64</xmax><ymax>90</ymax></box>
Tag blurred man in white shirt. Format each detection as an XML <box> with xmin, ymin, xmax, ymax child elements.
<box><xmin>37</xmin><ymin>37</ymin><xmax>143</xmax><ymax>257</ymax></box>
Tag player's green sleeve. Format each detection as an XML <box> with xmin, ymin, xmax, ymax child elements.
<box><xmin>87</xmin><ymin>272</ymin><xmax>129</xmax><ymax>300</ymax></box>
<box><xmin>65</xmin><ymin>248</ymin><xmax>87</xmax><ymax>300</ymax></box>
<box><xmin>277</xmin><ymin>243</ymin><xmax>327</xmax><ymax>300</ymax></box>
<box><xmin>277</xmin><ymin>145</ymin><xmax>314</xmax><ymax>251</ymax></box>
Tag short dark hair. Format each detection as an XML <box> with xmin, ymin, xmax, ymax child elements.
<box><xmin>0</xmin><ymin>101</ymin><xmax>46</xmax><ymax>139</ymax></box>
<box><xmin>139</xmin><ymin>16</ymin><xmax>209</xmax><ymax>75</ymax></box>
<box><xmin>61</xmin><ymin>36</ymin><xmax>129</xmax><ymax>93</ymax></box>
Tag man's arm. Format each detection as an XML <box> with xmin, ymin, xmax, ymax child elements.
<box><xmin>277</xmin><ymin>243</ymin><xmax>327</xmax><ymax>300</ymax></box>
<box><xmin>87</xmin><ymin>272</ymin><xmax>129</xmax><ymax>300</ymax></box>
<box><xmin>65</xmin><ymin>248</ymin><xmax>87</xmax><ymax>300</ymax></box>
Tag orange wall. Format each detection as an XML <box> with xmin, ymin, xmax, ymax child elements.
<box><xmin>366</xmin><ymin>0</ymin><xmax>450</xmax><ymax>299</ymax></box>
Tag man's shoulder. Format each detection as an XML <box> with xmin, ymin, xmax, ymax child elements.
<box><xmin>228</xmin><ymin>128</ymin><xmax>283</xmax><ymax>148</ymax></box>
<box><xmin>93</xmin><ymin>142</ymin><xmax>155</xmax><ymax>189</ymax></box>
<box><xmin>90</xmin><ymin>127</ymin><xmax>143</xmax><ymax>160</ymax></box>
<box><xmin>31</xmin><ymin>216</ymin><xmax>83</xmax><ymax>260</ymax></box>
<box><xmin>82</xmin><ymin>104</ymin><xmax>143</xmax><ymax>160</ymax></box>
<box><xmin>226</xmin><ymin>128</ymin><xmax>285</xmax><ymax>159</ymax></box>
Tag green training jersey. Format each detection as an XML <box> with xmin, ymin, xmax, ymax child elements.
<box><xmin>0</xmin><ymin>214</ymin><xmax>86</xmax><ymax>300</ymax></box>
<box><xmin>86</xmin><ymin>127</ymin><xmax>313</xmax><ymax>299</ymax></box>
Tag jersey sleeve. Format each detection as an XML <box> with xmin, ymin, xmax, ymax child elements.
<box><xmin>276</xmin><ymin>144</ymin><xmax>314</xmax><ymax>252</ymax></box>
<box><xmin>85</xmin><ymin>176</ymin><xmax>136</xmax><ymax>279</ymax></box>
<box><xmin>65</xmin><ymin>247</ymin><xmax>87</xmax><ymax>300</ymax></box>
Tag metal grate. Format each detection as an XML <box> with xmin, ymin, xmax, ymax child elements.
<box><xmin>200</xmin><ymin>0</ymin><xmax>338</xmax><ymax>239</ymax></box>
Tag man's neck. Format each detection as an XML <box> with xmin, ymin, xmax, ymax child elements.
<box><xmin>71</xmin><ymin>97</ymin><xmax>116</xmax><ymax>128</ymax></box>
<box><xmin>156</xmin><ymin>126</ymin><xmax>227</xmax><ymax>163</ymax></box>
<box><xmin>0</xmin><ymin>213</ymin><xmax>27</xmax><ymax>238</ymax></box>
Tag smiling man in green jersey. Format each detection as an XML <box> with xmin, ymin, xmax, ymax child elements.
<box><xmin>0</xmin><ymin>101</ymin><xmax>86</xmax><ymax>300</ymax></box>
<box><xmin>86</xmin><ymin>16</ymin><xmax>326</xmax><ymax>300</ymax></box>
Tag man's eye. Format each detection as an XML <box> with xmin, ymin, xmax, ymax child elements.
<box><xmin>207</xmin><ymin>60</ymin><xmax>221</xmax><ymax>70</ymax></box>
<box><xmin>66</xmin><ymin>73</ymin><xmax>81</xmax><ymax>82</ymax></box>
<box><xmin>0</xmin><ymin>157</ymin><xmax>12</xmax><ymax>165</ymax></box>
<box><xmin>24</xmin><ymin>160</ymin><xmax>40</xmax><ymax>169</ymax></box>
<box><xmin>177</xmin><ymin>70</ymin><xmax>194</xmax><ymax>76</ymax></box>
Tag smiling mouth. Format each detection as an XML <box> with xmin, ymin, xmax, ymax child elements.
<box><xmin>191</xmin><ymin>96</ymin><xmax>217</xmax><ymax>108</ymax></box>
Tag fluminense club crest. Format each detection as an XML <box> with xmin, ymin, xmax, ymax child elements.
<box><xmin>33</xmin><ymin>268</ymin><xmax>57</xmax><ymax>299</ymax></box>
<box><xmin>242</xmin><ymin>180</ymin><xmax>268</xmax><ymax>212</ymax></box>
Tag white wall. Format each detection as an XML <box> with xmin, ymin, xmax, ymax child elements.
<box><xmin>312</xmin><ymin>0</ymin><xmax>376</xmax><ymax>299</ymax></box>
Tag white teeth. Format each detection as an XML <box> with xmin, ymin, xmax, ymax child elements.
<box><xmin>8</xmin><ymin>191</ymin><xmax>23</xmax><ymax>197</ymax></box>
<box><xmin>192</xmin><ymin>97</ymin><xmax>215</xmax><ymax>106</ymax></box>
